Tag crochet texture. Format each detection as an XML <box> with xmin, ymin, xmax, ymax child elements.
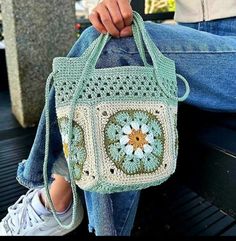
<box><xmin>44</xmin><ymin>13</ymin><xmax>189</xmax><ymax>193</ymax></box>
<box><xmin>51</xmin><ymin>12</ymin><xmax>189</xmax><ymax>194</ymax></box>
<box><xmin>43</xmin><ymin>11</ymin><xmax>190</xmax><ymax>229</ymax></box>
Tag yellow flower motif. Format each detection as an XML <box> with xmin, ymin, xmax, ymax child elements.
<box><xmin>105</xmin><ymin>110</ymin><xmax>164</xmax><ymax>174</ymax></box>
<box><xmin>62</xmin><ymin>134</ymin><xmax>69</xmax><ymax>159</ymax></box>
<box><xmin>120</xmin><ymin>121</ymin><xmax>154</xmax><ymax>159</ymax></box>
<box><xmin>128</xmin><ymin>129</ymin><xmax>148</xmax><ymax>150</ymax></box>
<box><xmin>63</xmin><ymin>143</ymin><xmax>69</xmax><ymax>159</ymax></box>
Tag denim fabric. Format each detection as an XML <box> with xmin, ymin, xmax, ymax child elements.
<box><xmin>50</xmin><ymin>154</ymin><xmax>141</xmax><ymax>236</ymax></box>
<box><xmin>16</xmin><ymin>18</ymin><xmax>236</xmax><ymax>236</ymax></box>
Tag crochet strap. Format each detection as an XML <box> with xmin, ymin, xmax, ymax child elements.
<box><xmin>43</xmin><ymin>34</ymin><xmax>113</xmax><ymax>230</ymax></box>
<box><xmin>82</xmin><ymin>11</ymin><xmax>189</xmax><ymax>101</ymax></box>
<box><xmin>132</xmin><ymin>12</ymin><xmax>190</xmax><ymax>101</ymax></box>
<box><xmin>176</xmin><ymin>74</ymin><xmax>190</xmax><ymax>101</ymax></box>
<box><xmin>132</xmin><ymin>20</ymin><xmax>151</xmax><ymax>67</ymax></box>
<box><xmin>131</xmin><ymin>13</ymin><xmax>190</xmax><ymax>102</ymax></box>
<box><xmin>43</xmin><ymin>71</ymin><xmax>83</xmax><ymax>230</ymax></box>
<box><xmin>86</xmin><ymin>12</ymin><xmax>159</xmax><ymax>69</ymax></box>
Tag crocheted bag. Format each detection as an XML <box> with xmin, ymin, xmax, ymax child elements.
<box><xmin>43</xmin><ymin>11</ymin><xmax>190</xmax><ymax>228</ymax></box>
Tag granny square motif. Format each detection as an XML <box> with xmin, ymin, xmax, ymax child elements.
<box><xmin>55</xmin><ymin>100</ymin><xmax>178</xmax><ymax>193</ymax></box>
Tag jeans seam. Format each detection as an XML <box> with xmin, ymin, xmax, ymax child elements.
<box><xmin>111</xmin><ymin>49</ymin><xmax>236</xmax><ymax>54</ymax></box>
<box><xmin>119</xmin><ymin>192</ymin><xmax>138</xmax><ymax>235</ymax></box>
<box><xmin>197</xmin><ymin>22</ymin><xmax>201</xmax><ymax>31</ymax></box>
<box><xmin>157</xmin><ymin>51</ymin><xmax>236</xmax><ymax>54</ymax></box>
<box><xmin>110</xmin><ymin>196</ymin><xmax>117</xmax><ymax>236</ymax></box>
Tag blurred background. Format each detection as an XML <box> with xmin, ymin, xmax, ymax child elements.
<box><xmin>0</xmin><ymin>0</ymin><xmax>176</xmax><ymax>46</ymax></box>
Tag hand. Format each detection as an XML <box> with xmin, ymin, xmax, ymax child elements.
<box><xmin>89</xmin><ymin>0</ymin><xmax>133</xmax><ymax>38</ymax></box>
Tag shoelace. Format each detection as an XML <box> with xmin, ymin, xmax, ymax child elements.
<box><xmin>2</xmin><ymin>189</ymin><xmax>44</xmax><ymax>235</ymax></box>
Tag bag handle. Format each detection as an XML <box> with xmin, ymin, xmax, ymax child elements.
<box><xmin>132</xmin><ymin>12</ymin><xmax>190</xmax><ymax>101</ymax></box>
<box><xmin>81</xmin><ymin>11</ymin><xmax>189</xmax><ymax>102</ymax></box>
<box><xmin>85</xmin><ymin>12</ymin><xmax>159</xmax><ymax>70</ymax></box>
<box><xmin>132</xmin><ymin>20</ymin><xmax>151</xmax><ymax>67</ymax></box>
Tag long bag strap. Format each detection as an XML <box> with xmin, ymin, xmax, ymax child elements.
<box><xmin>43</xmin><ymin>11</ymin><xmax>190</xmax><ymax>229</ymax></box>
<box><xmin>42</xmin><ymin>35</ymin><xmax>111</xmax><ymax>230</ymax></box>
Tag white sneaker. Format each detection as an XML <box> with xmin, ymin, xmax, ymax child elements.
<box><xmin>0</xmin><ymin>189</ymin><xmax>84</xmax><ymax>236</ymax></box>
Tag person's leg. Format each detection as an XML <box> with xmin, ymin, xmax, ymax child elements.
<box><xmin>178</xmin><ymin>16</ymin><xmax>236</xmax><ymax>37</ymax></box>
<box><xmin>84</xmin><ymin>191</ymin><xmax>140</xmax><ymax>236</ymax></box>
<box><xmin>0</xmin><ymin>151</ymin><xmax>83</xmax><ymax>236</ymax></box>
<box><xmin>144</xmin><ymin>20</ymin><xmax>236</xmax><ymax>113</ymax></box>
<box><xmin>10</xmin><ymin>26</ymin><xmax>142</xmax><ymax>236</ymax></box>
<box><xmin>40</xmin><ymin>152</ymin><xmax>73</xmax><ymax>213</ymax></box>
<box><xmin>41</xmin><ymin>174</ymin><xmax>72</xmax><ymax>213</ymax></box>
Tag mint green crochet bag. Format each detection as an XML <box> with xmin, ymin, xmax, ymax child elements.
<box><xmin>43</xmin><ymin>11</ymin><xmax>190</xmax><ymax>229</ymax></box>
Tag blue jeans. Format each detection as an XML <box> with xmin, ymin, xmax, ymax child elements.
<box><xmin>16</xmin><ymin>18</ymin><xmax>236</xmax><ymax>236</ymax></box>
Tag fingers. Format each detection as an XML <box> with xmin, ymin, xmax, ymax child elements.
<box><xmin>89</xmin><ymin>0</ymin><xmax>133</xmax><ymax>38</ymax></box>
<box><xmin>116</xmin><ymin>0</ymin><xmax>133</xmax><ymax>26</ymax></box>
<box><xmin>89</xmin><ymin>11</ymin><xmax>107</xmax><ymax>34</ymax></box>
<box><xmin>96</xmin><ymin>3</ymin><xmax>120</xmax><ymax>37</ymax></box>
<box><xmin>106</xmin><ymin>0</ymin><xmax>125</xmax><ymax>31</ymax></box>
